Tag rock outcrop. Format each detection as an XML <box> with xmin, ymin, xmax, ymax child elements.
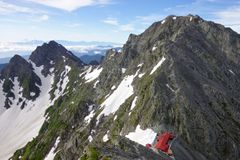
<box><xmin>6</xmin><ymin>15</ymin><xmax>240</xmax><ymax>160</ymax></box>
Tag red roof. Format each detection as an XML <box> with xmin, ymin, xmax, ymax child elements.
<box><xmin>154</xmin><ymin>132</ymin><xmax>174</xmax><ymax>152</ymax></box>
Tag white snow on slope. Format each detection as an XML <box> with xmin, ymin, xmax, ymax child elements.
<box><xmin>97</xmin><ymin>68</ymin><xmax>143</xmax><ymax>120</ymax></box>
<box><xmin>98</xmin><ymin>75</ymin><xmax>135</xmax><ymax>118</ymax></box>
<box><xmin>44</xmin><ymin>136</ymin><xmax>60</xmax><ymax>160</ymax></box>
<box><xmin>53</xmin><ymin>65</ymin><xmax>71</xmax><ymax>103</ymax></box>
<box><xmin>125</xmin><ymin>125</ymin><xmax>157</xmax><ymax>146</ymax></box>
<box><xmin>150</xmin><ymin>56</ymin><xmax>166</xmax><ymax>75</ymax></box>
<box><xmin>138</xmin><ymin>73</ymin><xmax>145</xmax><ymax>78</ymax></box>
<box><xmin>161</xmin><ymin>20</ymin><xmax>166</xmax><ymax>24</ymax></box>
<box><xmin>93</xmin><ymin>80</ymin><xmax>99</xmax><ymax>88</ymax></box>
<box><xmin>84</xmin><ymin>110</ymin><xmax>95</xmax><ymax>124</ymax></box>
<box><xmin>103</xmin><ymin>134</ymin><xmax>109</xmax><ymax>142</ymax></box>
<box><xmin>152</xmin><ymin>46</ymin><xmax>157</xmax><ymax>51</ymax></box>
<box><xmin>137</xmin><ymin>63</ymin><xmax>143</xmax><ymax>68</ymax></box>
<box><xmin>130</xmin><ymin>97</ymin><xmax>138</xmax><ymax>111</ymax></box>
<box><xmin>88</xmin><ymin>135</ymin><xmax>93</xmax><ymax>142</ymax></box>
<box><xmin>111</xmin><ymin>85</ymin><xmax>116</xmax><ymax>90</ymax></box>
<box><xmin>0</xmin><ymin>63</ymin><xmax>54</xmax><ymax>160</ymax></box>
<box><xmin>166</xmin><ymin>84</ymin><xmax>175</xmax><ymax>92</ymax></box>
<box><xmin>229</xmin><ymin>69</ymin><xmax>235</xmax><ymax>75</ymax></box>
<box><xmin>122</xmin><ymin>68</ymin><xmax>126</xmax><ymax>74</ymax></box>
<box><xmin>129</xmin><ymin>96</ymin><xmax>138</xmax><ymax>116</ymax></box>
<box><xmin>190</xmin><ymin>17</ymin><xmax>193</xmax><ymax>21</ymax></box>
<box><xmin>84</xmin><ymin>66</ymin><xmax>103</xmax><ymax>83</ymax></box>
<box><xmin>103</xmin><ymin>132</ymin><xmax>109</xmax><ymax>142</ymax></box>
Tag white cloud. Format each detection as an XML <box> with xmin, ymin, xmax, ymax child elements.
<box><xmin>67</xmin><ymin>23</ymin><xmax>82</xmax><ymax>28</ymax></box>
<box><xmin>120</xmin><ymin>24</ymin><xmax>134</xmax><ymax>31</ymax></box>
<box><xmin>39</xmin><ymin>14</ymin><xmax>49</xmax><ymax>21</ymax></box>
<box><xmin>102</xmin><ymin>18</ymin><xmax>119</xmax><ymax>25</ymax></box>
<box><xmin>102</xmin><ymin>17</ymin><xmax>135</xmax><ymax>32</ymax></box>
<box><xmin>214</xmin><ymin>5</ymin><xmax>240</xmax><ymax>33</ymax></box>
<box><xmin>28</xmin><ymin>0</ymin><xmax>111</xmax><ymax>12</ymax></box>
<box><xmin>0</xmin><ymin>1</ymin><xmax>34</xmax><ymax>14</ymax></box>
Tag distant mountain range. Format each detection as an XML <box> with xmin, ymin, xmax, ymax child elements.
<box><xmin>0</xmin><ymin>40</ymin><xmax>122</xmax><ymax>64</ymax></box>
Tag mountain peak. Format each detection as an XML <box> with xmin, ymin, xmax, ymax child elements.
<box><xmin>48</xmin><ymin>40</ymin><xmax>60</xmax><ymax>46</ymax></box>
<box><xmin>1</xmin><ymin>55</ymin><xmax>31</xmax><ymax>80</ymax></box>
<box><xmin>0</xmin><ymin>54</ymin><xmax>41</xmax><ymax>108</ymax></box>
<box><xmin>29</xmin><ymin>41</ymin><xmax>84</xmax><ymax>76</ymax></box>
<box><xmin>10</xmin><ymin>54</ymin><xmax>29</xmax><ymax>66</ymax></box>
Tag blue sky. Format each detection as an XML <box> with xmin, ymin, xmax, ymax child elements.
<box><xmin>0</xmin><ymin>0</ymin><xmax>240</xmax><ymax>43</ymax></box>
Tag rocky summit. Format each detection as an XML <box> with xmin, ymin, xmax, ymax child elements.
<box><xmin>0</xmin><ymin>15</ymin><xmax>239</xmax><ymax>160</ymax></box>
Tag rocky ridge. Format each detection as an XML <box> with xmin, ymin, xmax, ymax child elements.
<box><xmin>0</xmin><ymin>15</ymin><xmax>239</xmax><ymax>160</ymax></box>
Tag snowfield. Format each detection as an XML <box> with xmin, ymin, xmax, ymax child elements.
<box><xmin>0</xmin><ymin>62</ymin><xmax>54</xmax><ymax>159</ymax></box>
<box><xmin>98</xmin><ymin>68</ymin><xmax>143</xmax><ymax>120</ymax></box>
<box><xmin>98</xmin><ymin>74</ymin><xmax>135</xmax><ymax>118</ymax></box>
<box><xmin>84</xmin><ymin>66</ymin><xmax>103</xmax><ymax>83</ymax></box>
<box><xmin>125</xmin><ymin>125</ymin><xmax>157</xmax><ymax>146</ymax></box>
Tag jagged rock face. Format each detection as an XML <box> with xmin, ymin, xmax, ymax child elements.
<box><xmin>7</xmin><ymin>15</ymin><xmax>240</xmax><ymax>160</ymax></box>
<box><xmin>30</xmin><ymin>41</ymin><xmax>84</xmax><ymax>76</ymax></box>
<box><xmin>0</xmin><ymin>40</ymin><xmax>89</xmax><ymax>159</ymax></box>
<box><xmin>0</xmin><ymin>55</ymin><xmax>41</xmax><ymax>108</ymax></box>
<box><xmin>94</xmin><ymin>15</ymin><xmax>240</xmax><ymax>159</ymax></box>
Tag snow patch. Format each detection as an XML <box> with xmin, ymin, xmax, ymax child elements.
<box><xmin>161</xmin><ymin>20</ymin><xmax>166</xmax><ymax>24</ymax></box>
<box><xmin>84</xmin><ymin>66</ymin><xmax>103</xmax><ymax>83</ymax></box>
<box><xmin>84</xmin><ymin>110</ymin><xmax>95</xmax><ymax>124</ymax></box>
<box><xmin>138</xmin><ymin>73</ymin><xmax>145</xmax><ymax>78</ymax></box>
<box><xmin>150</xmin><ymin>56</ymin><xmax>166</xmax><ymax>75</ymax></box>
<box><xmin>229</xmin><ymin>69</ymin><xmax>235</xmax><ymax>75</ymax></box>
<box><xmin>93</xmin><ymin>80</ymin><xmax>99</xmax><ymax>88</ymax></box>
<box><xmin>52</xmin><ymin>65</ymin><xmax>71</xmax><ymax>103</ymax></box>
<box><xmin>30</xmin><ymin>92</ymin><xmax>36</xmax><ymax>97</ymax></box>
<box><xmin>125</xmin><ymin>125</ymin><xmax>157</xmax><ymax>146</ymax></box>
<box><xmin>98</xmin><ymin>74</ymin><xmax>135</xmax><ymax>118</ymax></box>
<box><xmin>190</xmin><ymin>17</ymin><xmax>193</xmax><ymax>21</ymax></box>
<box><xmin>0</xmin><ymin>62</ymin><xmax>54</xmax><ymax>160</ymax></box>
<box><xmin>152</xmin><ymin>46</ymin><xmax>157</xmax><ymax>51</ymax></box>
<box><xmin>62</xmin><ymin>56</ymin><xmax>66</xmax><ymax>63</ymax></box>
<box><xmin>137</xmin><ymin>63</ymin><xmax>143</xmax><ymax>68</ymax></box>
<box><xmin>103</xmin><ymin>133</ymin><xmax>109</xmax><ymax>142</ymax></box>
<box><xmin>88</xmin><ymin>105</ymin><xmax>93</xmax><ymax>112</ymax></box>
<box><xmin>88</xmin><ymin>135</ymin><xmax>93</xmax><ymax>142</ymax></box>
<box><xmin>130</xmin><ymin>97</ymin><xmax>138</xmax><ymax>111</ymax></box>
<box><xmin>166</xmin><ymin>84</ymin><xmax>175</xmax><ymax>92</ymax></box>
<box><xmin>114</xmin><ymin>115</ymin><xmax>117</xmax><ymax>121</ymax></box>
<box><xmin>122</xmin><ymin>68</ymin><xmax>126</xmax><ymax>74</ymax></box>
<box><xmin>44</xmin><ymin>136</ymin><xmax>61</xmax><ymax>160</ymax></box>
<box><xmin>111</xmin><ymin>85</ymin><xmax>116</xmax><ymax>90</ymax></box>
<box><xmin>173</xmin><ymin>16</ymin><xmax>177</xmax><ymax>20</ymax></box>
